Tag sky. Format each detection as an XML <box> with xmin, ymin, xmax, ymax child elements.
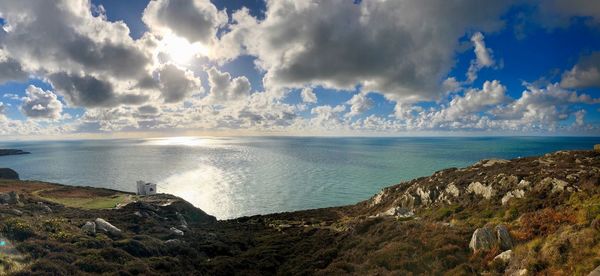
<box><xmin>0</xmin><ymin>0</ymin><xmax>599</xmax><ymax>139</ymax></box>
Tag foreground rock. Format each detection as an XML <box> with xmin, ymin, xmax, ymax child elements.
<box><xmin>0</xmin><ymin>168</ymin><xmax>19</xmax><ymax>180</ymax></box>
<box><xmin>94</xmin><ymin>218</ymin><xmax>122</xmax><ymax>236</ymax></box>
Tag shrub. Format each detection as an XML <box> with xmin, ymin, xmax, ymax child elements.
<box><xmin>2</xmin><ymin>218</ymin><xmax>36</xmax><ymax>241</ymax></box>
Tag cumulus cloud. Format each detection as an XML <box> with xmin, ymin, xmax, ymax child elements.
<box><xmin>346</xmin><ymin>93</ymin><xmax>374</xmax><ymax>117</ymax></box>
<box><xmin>467</xmin><ymin>32</ymin><xmax>496</xmax><ymax>82</ymax></box>
<box><xmin>221</xmin><ymin>0</ymin><xmax>509</xmax><ymax>102</ymax></box>
<box><xmin>156</xmin><ymin>64</ymin><xmax>202</xmax><ymax>103</ymax></box>
<box><xmin>206</xmin><ymin>67</ymin><xmax>251</xmax><ymax>103</ymax></box>
<box><xmin>143</xmin><ymin>0</ymin><xmax>227</xmax><ymax>44</ymax></box>
<box><xmin>48</xmin><ymin>73</ymin><xmax>147</xmax><ymax>108</ymax></box>
<box><xmin>560</xmin><ymin>52</ymin><xmax>600</xmax><ymax>89</ymax></box>
<box><xmin>0</xmin><ymin>0</ymin><xmax>151</xmax><ymax>80</ymax></box>
<box><xmin>300</xmin><ymin>88</ymin><xmax>317</xmax><ymax>104</ymax></box>
<box><xmin>20</xmin><ymin>85</ymin><xmax>63</xmax><ymax>119</ymax></box>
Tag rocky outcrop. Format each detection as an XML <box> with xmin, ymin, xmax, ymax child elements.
<box><xmin>469</xmin><ymin>224</ymin><xmax>513</xmax><ymax>252</ymax></box>
<box><xmin>501</xmin><ymin>189</ymin><xmax>525</xmax><ymax>205</ymax></box>
<box><xmin>95</xmin><ymin>218</ymin><xmax>122</xmax><ymax>236</ymax></box>
<box><xmin>467</xmin><ymin>181</ymin><xmax>496</xmax><ymax>199</ymax></box>
<box><xmin>379</xmin><ymin>206</ymin><xmax>414</xmax><ymax>218</ymax></box>
<box><xmin>0</xmin><ymin>192</ymin><xmax>20</xmax><ymax>204</ymax></box>
<box><xmin>170</xmin><ymin>227</ymin><xmax>184</xmax><ymax>236</ymax></box>
<box><xmin>0</xmin><ymin>168</ymin><xmax>19</xmax><ymax>180</ymax></box>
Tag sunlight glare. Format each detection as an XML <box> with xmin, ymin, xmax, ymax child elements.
<box><xmin>161</xmin><ymin>34</ymin><xmax>209</xmax><ymax>65</ymax></box>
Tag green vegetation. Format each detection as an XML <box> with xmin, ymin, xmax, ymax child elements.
<box><xmin>40</xmin><ymin>194</ymin><xmax>130</xmax><ymax>209</ymax></box>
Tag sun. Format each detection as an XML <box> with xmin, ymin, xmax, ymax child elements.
<box><xmin>160</xmin><ymin>34</ymin><xmax>209</xmax><ymax>65</ymax></box>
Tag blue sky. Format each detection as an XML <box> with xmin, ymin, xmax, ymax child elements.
<box><xmin>0</xmin><ymin>0</ymin><xmax>599</xmax><ymax>138</ymax></box>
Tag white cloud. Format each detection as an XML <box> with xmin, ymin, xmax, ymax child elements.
<box><xmin>206</xmin><ymin>67</ymin><xmax>251</xmax><ymax>103</ymax></box>
<box><xmin>20</xmin><ymin>85</ymin><xmax>63</xmax><ymax>119</ymax></box>
<box><xmin>221</xmin><ymin>0</ymin><xmax>509</xmax><ymax>102</ymax></box>
<box><xmin>560</xmin><ymin>52</ymin><xmax>600</xmax><ymax>89</ymax></box>
<box><xmin>142</xmin><ymin>0</ymin><xmax>227</xmax><ymax>44</ymax></box>
<box><xmin>467</xmin><ymin>32</ymin><xmax>496</xmax><ymax>82</ymax></box>
<box><xmin>300</xmin><ymin>88</ymin><xmax>317</xmax><ymax>104</ymax></box>
<box><xmin>346</xmin><ymin>93</ymin><xmax>374</xmax><ymax>117</ymax></box>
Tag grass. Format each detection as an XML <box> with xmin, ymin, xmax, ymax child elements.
<box><xmin>41</xmin><ymin>194</ymin><xmax>131</xmax><ymax>209</ymax></box>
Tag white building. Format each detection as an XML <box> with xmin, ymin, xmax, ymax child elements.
<box><xmin>136</xmin><ymin>181</ymin><xmax>157</xmax><ymax>196</ymax></box>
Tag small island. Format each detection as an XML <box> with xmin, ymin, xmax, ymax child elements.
<box><xmin>0</xmin><ymin>149</ymin><xmax>30</xmax><ymax>156</ymax></box>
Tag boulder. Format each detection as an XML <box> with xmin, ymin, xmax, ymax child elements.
<box><xmin>37</xmin><ymin>202</ymin><xmax>52</xmax><ymax>213</ymax></box>
<box><xmin>469</xmin><ymin>225</ymin><xmax>514</xmax><ymax>252</ymax></box>
<box><xmin>169</xmin><ymin>227</ymin><xmax>184</xmax><ymax>236</ymax></box>
<box><xmin>469</xmin><ymin>227</ymin><xmax>496</xmax><ymax>252</ymax></box>
<box><xmin>95</xmin><ymin>218</ymin><xmax>122</xmax><ymax>236</ymax></box>
<box><xmin>0</xmin><ymin>168</ymin><xmax>19</xmax><ymax>180</ymax></box>
<box><xmin>381</xmin><ymin>206</ymin><xmax>414</xmax><ymax>218</ymax></box>
<box><xmin>594</xmin><ymin>144</ymin><xmax>600</xmax><ymax>152</ymax></box>
<box><xmin>493</xmin><ymin>250</ymin><xmax>513</xmax><ymax>263</ymax></box>
<box><xmin>501</xmin><ymin>189</ymin><xmax>525</xmax><ymax>205</ymax></box>
<box><xmin>496</xmin><ymin>225</ymin><xmax>513</xmax><ymax>250</ymax></box>
<box><xmin>81</xmin><ymin>221</ymin><xmax>96</xmax><ymax>236</ymax></box>
<box><xmin>0</xmin><ymin>192</ymin><xmax>20</xmax><ymax>205</ymax></box>
<box><xmin>467</xmin><ymin>182</ymin><xmax>496</xmax><ymax>199</ymax></box>
<box><xmin>176</xmin><ymin>212</ymin><xmax>188</xmax><ymax>226</ymax></box>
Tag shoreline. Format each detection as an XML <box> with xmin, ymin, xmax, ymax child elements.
<box><xmin>0</xmin><ymin>149</ymin><xmax>599</xmax><ymax>274</ymax></box>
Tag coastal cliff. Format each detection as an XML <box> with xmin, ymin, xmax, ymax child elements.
<box><xmin>0</xmin><ymin>150</ymin><xmax>599</xmax><ymax>275</ymax></box>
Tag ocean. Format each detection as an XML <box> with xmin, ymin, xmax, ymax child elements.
<box><xmin>0</xmin><ymin>136</ymin><xmax>597</xmax><ymax>219</ymax></box>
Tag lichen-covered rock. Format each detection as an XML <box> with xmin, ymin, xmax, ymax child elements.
<box><xmin>370</xmin><ymin>190</ymin><xmax>386</xmax><ymax>207</ymax></box>
<box><xmin>95</xmin><ymin>218</ymin><xmax>122</xmax><ymax>236</ymax></box>
<box><xmin>495</xmin><ymin>225</ymin><xmax>513</xmax><ymax>250</ymax></box>
<box><xmin>493</xmin><ymin>249</ymin><xmax>513</xmax><ymax>263</ymax></box>
<box><xmin>540</xmin><ymin>177</ymin><xmax>569</xmax><ymax>193</ymax></box>
<box><xmin>380</xmin><ymin>206</ymin><xmax>414</xmax><ymax>218</ymax></box>
<box><xmin>467</xmin><ymin>182</ymin><xmax>496</xmax><ymax>199</ymax></box>
<box><xmin>501</xmin><ymin>189</ymin><xmax>525</xmax><ymax>205</ymax></box>
<box><xmin>469</xmin><ymin>227</ymin><xmax>496</xmax><ymax>251</ymax></box>
<box><xmin>477</xmin><ymin>159</ymin><xmax>510</xmax><ymax>167</ymax></box>
<box><xmin>81</xmin><ymin>221</ymin><xmax>96</xmax><ymax>236</ymax></box>
<box><xmin>0</xmin><ymin>192</ymin><xmax>20</xmax><ymax>205</ymax></box>
<box><xmin>445</xmin><ymin>183</ymin><xmax>460</xmax><ymax>197</ymax></box>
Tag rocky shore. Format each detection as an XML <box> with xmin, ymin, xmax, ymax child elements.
<box><xmin>0</xmin><ymin>150</ymin><xmax>599</xmax><ymax>275</ymax></box>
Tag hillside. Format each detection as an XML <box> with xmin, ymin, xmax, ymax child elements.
<box><xmin>0</xmin><ymin>150</ymin><xmax>599</xmax><ymax>275</ymax></box>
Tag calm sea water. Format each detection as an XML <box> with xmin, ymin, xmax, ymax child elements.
<box><xmin>0</xmin><ymin>136</ymin><xmax>597</xmax><ymax>219</ymax></box>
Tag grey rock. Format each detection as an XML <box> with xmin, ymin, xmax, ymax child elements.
<box><xmin>95</xmin><ymin>218</ymin><xmax>122</xmax><ymax>236</ymax></box>
<box><xmin>0</xmin><ymin>192</ymin><xmax>20</xmax><ymax>205</ymax></box>
<box><xmin>496</xmin><ymin>225</ymin><xmax>513</xmax><ymax>250</ymax></box>
<box><xmin>493</xmin><ymin>250</ymin><xmax>513</xmax><ymax>263</ymax></box>
<box><xmin>170</xmin><ymin>227</ymin><xmax>184</xmax><ymax>236</ymax></box>
<box><xmin>81</xmin><ymin>221</ymin><xmax>96</xmax><ymax>235</ymax></box>
<box><xmin>380</xmin><ymin>206</ymin><xmax>414</xmax><ymax>218</ymax></box>
<box><xmin>588</xmin><ymin>264</ymin><xmax>600</xmax><ymax>276</ymax></box>
<box><xmin>37</xmin><ymin>202</ymin><xmax>52</xmax><ymax>213</ymax></box>
<box><xmin>469</xmin><ymin>227</ymin><xmax>496</xmax><ymax>252</ymax></box>
<box><xmin>176</xmin><ymin>212</ymin><xmax>188</xmax><ymax>226</ymax></box>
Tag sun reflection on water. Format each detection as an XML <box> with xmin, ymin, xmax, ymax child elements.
<box><xmin>144</xmin><ymin>136</ymin><xmax>218</xmax><ymax>147</ymax></box>
<box><xmin>159</xmin><ymin>164</ymin><xmax>236</xmax><ymax>219</ymax></box>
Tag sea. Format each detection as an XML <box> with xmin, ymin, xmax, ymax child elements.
<box><xmin>0</xmin><ymin>136</ymin><xmax>597</xmax><ymax>219</ymax></box>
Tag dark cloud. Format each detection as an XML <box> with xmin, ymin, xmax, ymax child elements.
<box><xmin>49</xmin><ymin>72</ymin><xmax>148</xmax><ymax>108</ymax></box>
<box><xmin>561</xmin><ymin>52</ymin><xmax>600</xmax><ymax>89</ymax></box>
<box><xmin>156</xmin><ymin>64</ymin><xmax>201</xmax><ymax>103</ymax></box>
